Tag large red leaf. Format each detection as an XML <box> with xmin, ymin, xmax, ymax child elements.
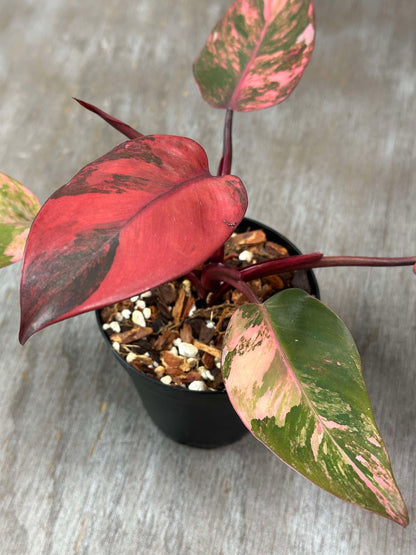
<box><xmin>193</xmin><ymin>0</ymin><xmax>315</xmax><ymax>112</ymax></box>
<box><xmin>20</xmin><ymin>135</ymin><xmax>247</xmax><ymax>343</ymax></box>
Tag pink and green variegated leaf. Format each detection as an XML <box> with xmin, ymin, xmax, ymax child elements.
<box><xmin>20</xmin><ymin>135</ymin><xmax>247</xmax><ymax>343</ymax></box>
<box><xmin>0</xmin><ymin>172</ymin><xmax>40</xmax><ymax>268</ymax></box>
<box><xmin>193</xmin><ymin>0</ymin><xmax>315</xmax><ymax>112</ymax></box>
<box><xmin>222</xmin><ymin>288</ymin><xmax>409</xmax><ymax>526</ymax></box>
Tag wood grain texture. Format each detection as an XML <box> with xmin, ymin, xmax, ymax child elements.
<box><xmin>0</xmin><ymin>0</ymin><xmax>415</xmax><ymax>553</ymax></box>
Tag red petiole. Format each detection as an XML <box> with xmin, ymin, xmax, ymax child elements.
<box><xmin>188</xmin><ymin>253</ymin><xmax>416</xmax><ymax>306</ymax></box>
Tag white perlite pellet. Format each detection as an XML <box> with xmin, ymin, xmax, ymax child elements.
<box><xmin>109</xmin><ymin>321</ymin><xmax>121</xmax><ymax>333</ymax></box>
<box><xmin>178</xmin><ymin>342</ymin><xmax>199</xmax><ymax>358</ymax></box>
<box><xmin>188</xmin><ymin>380</ymin><xmax>207</xmax><ymax>391</ymax></box>
<box><xmin>132</xmin><ymin>310</ymin><xmax>146</xmax><ymax>327</ymax></box>
<box><xmin>143</xmin><ymin>307</ymin><xmax>151</xmax><ymax>320</ymax></box>
<box><xmin>130</xmin><ymin>295</ymin><xmax>139</xmax><ymax>302</ymax></box>
<box><xmin>199</xmin><ymin>367</ymin><xmax>215</xmax><ymax>381</ymax></box>
<box><xmin>238</xmin><ymin>249</ymin><xmax>253</xmax><ymax>262</ymax></box>
<box><xmin>188</xmin><ymin>305</ymin><xmax>196</xmax><ymax>317</ymax></box>
<box><xmin>126</xmin><ymin>352</ymin><xmax>137</xmax><ymax>363</ymax></box>
<box><xmin>135</xmin><ymin>299</ymin><xmax>146</xmax><ymax>310</ymax></box>
<box><xmin>155</xmin><ymin>366</ymin><xmax>165</xmax><ymax>378</ymax></box>
<box><xmin>182</xmin><ymin>279</ymin><xmax>192</xmax><ymax>294</ymax></box>
<box><xmin>160</xmin><ymin>375</ymin><xmax>172</xmax><ymax>385</ymax></box>
<box><xmin>121</xmin><ymin>309</ymin><xmax>131</xmax><ymax>319</ymax></box>
<box><xmin>112</xmin><ymin>341</ymin><xmax>120</xmax><ymax>352</ymax></box>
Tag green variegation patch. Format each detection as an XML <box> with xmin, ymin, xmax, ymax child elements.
<box><xmin>193</xmin><ymin>0</ymin><xmax>315</xmax><ymax>112</ymax></box>
<box><xmin>0</xmin><ymin>172</ymin><xmax>40</xmax><ymax>267</ymax></box>
<box><xmin>222</xmin><ymin>289</ymin><xmax>408</xmax><ymax>526</ymax></box>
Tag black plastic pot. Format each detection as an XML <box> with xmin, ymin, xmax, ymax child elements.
<box><xmin>97</xmin><ymin>217</ymin><xmax>319</xmax><ymax>448</ymax></box>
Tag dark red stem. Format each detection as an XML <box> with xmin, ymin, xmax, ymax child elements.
<box><xmin>201</xmin><ymin>263</ymin><xmax>241</xmax><ymax>291</ymax></box>
<box><xmin>201</xmin><ymin>263</ymin><xmax>260</xmax><ymax>304</ymax></box>
<box><xmin>184</xmin><ymin>272</ymin><xmax>207</xmax><ymax>299</ymax></box>
<box><xmin>207</xmin><ymin>253</ymin><xmax>322</xmax><ymax>305</ymax></box>
<box><xmin>240</xmin><ymin>253</ymin><xmax>323</xmax><ymax>281</ymax></box>
<box><xmin>206</xmin><ymin>253</ymin><xmax>416</xmax><ymax>306</ymax></box>
<box><xmin>218</xmin><ymin>109</ymin><xmax>234</xmax><ymax>176</ymax></box>
<box><xmin>222</xmin><ymin>277</ymin><xmax>260</xmax><ymax>304</ymax></box>
<box><xmin>211</xmin><ymin>110</ymin><xmax>235</xmax><ymax>263</ymax></box>
<box><xmin>303</xmin><ymin>255</ymin><xmax>416</xmax><ymax>269</ymax></box>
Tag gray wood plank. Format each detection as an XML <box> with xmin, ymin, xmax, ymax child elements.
<box><xmin>1</xmin><ymin>0</ymin><xmax>415</xmax><ymax>553</ymax></box>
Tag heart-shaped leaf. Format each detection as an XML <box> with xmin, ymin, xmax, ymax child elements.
<box><xmin>222</xmin><ymin>289</ymin><xmax>408</xmax><ymax>526</ymax></box>
<box><xmin>20</xmin><ymin>135</ymin><xmax>247</xmax><ymax>343</ymax></box>
<box><xmin>0</xmin><ymin>172</ymin><xmax>40</xmax><ymax>268</ymax></box>
<box><xmin>193</xmin><ymin>0</ymin><xmax>315</xmax><ymax>112</ymax></box>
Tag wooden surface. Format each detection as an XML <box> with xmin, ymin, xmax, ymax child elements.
<box><xmin>1</xmin><ymin>0</ymin><xmax>415</xmax><ymax>553</ymax></box>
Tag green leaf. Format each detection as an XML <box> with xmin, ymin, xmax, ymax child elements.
<box><xmin>0</xmin><ymin>172</ymin><xmax>40</xmax><ymax>268</ymax></box>
<box><xmin>193</xmin><ymin>0</ymin><xmax>315</xmax><ymax>112</ymax></box>
<box><xmin>222</xmin><ymin>288</ymin><xmax>409</xmax><ymax>526</ymax></box>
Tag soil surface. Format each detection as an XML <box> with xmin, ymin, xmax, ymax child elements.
<box><xmin>99</xmin><ymin>229</ymin><xmax>304</xmax><ymax>391</ymax></box>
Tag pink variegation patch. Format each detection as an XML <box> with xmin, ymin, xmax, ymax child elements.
<box><xmin>0</xmin><ymin>172</ymin><xmax>40</xmax><ymax>268</ymax></box>
<box><xmin>4</xmin><ymin>229</ymin><xmax>30</xmax><ymax>263</ymax></box>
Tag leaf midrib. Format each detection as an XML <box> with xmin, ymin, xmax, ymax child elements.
<box><xmin>228</xmin><ymin>14</ymin><xmax>271</xmax><ymax>109</ymax></box>
<box><xmin>259</xmin><ymin>303</ymin><xmax>385</xmax><ymax>491</ymax></box>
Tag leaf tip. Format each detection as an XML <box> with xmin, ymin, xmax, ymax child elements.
<box><xmin>18</xmin><ymin>322</ymin><xmax>31</xmax><ymax>345</ymax></box>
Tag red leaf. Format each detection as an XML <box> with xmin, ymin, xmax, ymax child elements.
<box><xmin>74</xmin><ymin>98</ymin><xmax>143</xmax><ymax>139</ymax></box>
<box><xmin>20</xmin><ymin>135</ymin><xmax>247</xmax><ymax>343</ymax></box>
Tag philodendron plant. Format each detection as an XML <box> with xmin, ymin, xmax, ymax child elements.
<box><xmin>1</xmin><ymin>0</ymin><xmax>414</xmax><ymax>527</ymax></box>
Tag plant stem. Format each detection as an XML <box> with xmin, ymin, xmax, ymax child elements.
<box><xmin>210</xmin><ymin>110</ymin><xmax>235</xmax><ymax>264</ymax></box>
<box><xmin>240</xmin><ymin>253</ymin><xmax>416</xmax><ymax>279</ymax></box>
<box><xmin>240</xmin><ymin>253</ymin><xmax>323</xmax><ymax>281</ymax></box>
<box><xmin>302</xmin><ymin>255</ymin><xmax>416</xmax><ymax>269</ymax></box>
<box><xmin>201</xmin><ymin>263</ymin><xmax>241</xmax><ymax>291</ymax></box>
<box><xmin>217</xmin><ymin>109</ymin><xmax>234</xmax><ymax>176</ymax></box>
<box><xmin>207</xmin><ymin>253</ymin><xmax>416</xmax><ymax>306</ymax></box>
<box><xmin>184</xmin><ymin>272</ymin><xmax>207</xmax><ymax>299</ymax></box>
<box><xmin>222</xmin><ymin>277</ymin><xmax>260</xmax><ymax>304</ymax></box>
<box><xmin>201</xmin><ymin>263</ymin><xmax>260</xmax><ymax>304</ymax></box>
<box><xmin>208</xmin><ymin>253</ymin><xmax>322</xmax><ymax>304</ymax></box>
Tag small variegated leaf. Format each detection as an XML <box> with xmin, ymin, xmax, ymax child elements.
<box><xmin>193</xmin><ymin>0</ymin><xmax>315</xmax><ymax>112</ymax></box>
<box><xmin>0</xmin><ymin>172</ymin><xmax>40</xmax><ymax>268</ymax></box>
<box><xmin>222</xmin><ymin>288</ymin><xmax>409</xmax><ymax>526</ymax></box>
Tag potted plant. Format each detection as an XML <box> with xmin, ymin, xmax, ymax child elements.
<box><xmin>0</xmin><ymin>0</ymin><xmax>413</xmax><ymax>527</ymax></box>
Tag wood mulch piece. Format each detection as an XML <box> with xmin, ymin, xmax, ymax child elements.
<box><xmin>99</xmin><ymin>229</ymin><xmax>300</xmax><ymax>391</ymax></box>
